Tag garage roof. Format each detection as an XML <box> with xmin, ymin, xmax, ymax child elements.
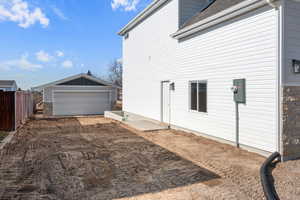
<box><xmin>0</xmin><ymin>80</ymin><xmax>16</xmax><ymax>87</ymax></box>
<box><xmin>32</xmin><ymin>73</ymin><xmax>117</xmax><ymax>91</ymax></box>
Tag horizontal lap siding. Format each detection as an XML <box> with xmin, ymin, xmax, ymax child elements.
<box><xmin>283</xmin><ymin>0</ymin><xmax>300</xmax><ymax>85</ymax></box>
<box><xmin>174</xmin><ymin>6</ymin><xmax>278</xmax><ymax>152</ymax></box>
<box><xmin>123</xmin><ymin>4</ymin><xmax>278</xmax><ymax>152</ymax></box>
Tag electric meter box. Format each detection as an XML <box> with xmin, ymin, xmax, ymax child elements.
<box><xmin>233</xmin><ymin>79</ymin><xmax>246</xmax><ymax>103</ymax></box>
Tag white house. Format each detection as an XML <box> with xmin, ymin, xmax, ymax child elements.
<box><xmin>32</xmin><ymin>73</ymin><xmax>118</xmax><ymax>116</ymax></box>
<box><xmin>0</xmin><ymin>80</ymin><xmax>18</xmax><ymax>91</ymax></box>
<box><xmin>119</xmin><ymin>0</ymin><xmax>300</xmax><ymax>160</ymax></box>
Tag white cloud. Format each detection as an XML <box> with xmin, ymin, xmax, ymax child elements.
<box><xmin>51</xmin><ymin>6</ymin><xmax>67</xmax><ymax>20</ymax></box>
<box><xmin>111</xmin><ymin>0</ymin><xmax>140</xmax><ymax>11</ymax></box>
<box><xmin>56</xmin><ymin>50</ymin><xmax>64</xmax><ymax>57</ymax></box>
<box><xmin>0</xmin><ymin>0</ymin><xmax>49</xmax><ymax>28</ymax></box>
<box><xmin>62</xmin><ymin>60</ymin><xmax>73</xmax><ymax>68</ymax></box>
<box><xmin>117</xmin><ymin>58</ymin><xmax>122</xmax><ymax>64</ymax></box>
<box><xmin>0</xmin><ymin>54</ymin><xmax>42</xmax><ymax>71</ymax></box>
<box><xmin>36</xmin><ymin>50</ymin><xmax>52</xmax><ymax>62</ymax></box>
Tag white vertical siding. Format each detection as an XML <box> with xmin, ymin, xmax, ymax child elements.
<box><xmin>283</xmin><ymin>0</ymin><xmax>300</xmax><ymax>85</ymax></box>
<box><xmin>123</xmin><ymin>5</ymin><xmax>278</xmax><ymax>152</ymax></box>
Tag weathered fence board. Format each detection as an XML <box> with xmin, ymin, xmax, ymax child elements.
<box><xmin>0</xmin><ymin>92</ymin><xmax>15</xmax><ymax>131</ymax></box>
<box><xmin>15</xmin><ymin>92</ymin><xmax>33</xmax><ymax>129</ymax></box>
<box><xmin>0</xmin><ymin>91</ymin><xmax>33</xmax><ymax>131</ymax></box>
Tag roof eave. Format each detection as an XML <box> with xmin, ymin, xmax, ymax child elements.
<box><xmin>118</xmin><ymin>0</ymin><xmax>170</xmax><ymax>36</ymax></box>
<box><xmin>171</xmin><ymin>0</ymin><xmax>271</xmax><ymax>40</ymax></box>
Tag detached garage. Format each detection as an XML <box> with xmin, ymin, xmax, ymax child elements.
<box><xmin>32</xmin><ymin>72</ymin><xmax>118</xmax><ymax>116</ymax></box>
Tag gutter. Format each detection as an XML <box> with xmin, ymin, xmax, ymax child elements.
<box><xmin>277</xmin><ymin>0</ymin><xmax>284</xmax><ymax>157</ymax></box>
<box><xmin>118</xmin><ymin>0</ymin><xmax>170</xmax><ymax>36</ymax></box>
<box><xmin>171</xmin><ymin>0</ymin><xmax>278</xmax><ymax>39</ymax></box>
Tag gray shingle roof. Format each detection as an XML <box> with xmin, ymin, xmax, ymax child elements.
<box><xmin>0</xmin><ymin>80</ymin><xmax>15</xmax><ymax>86</ymax></box>
<box><xmin>181</xmin><ymin>0</ymin><xmax>248</xmax><ymax>28</ymax></box>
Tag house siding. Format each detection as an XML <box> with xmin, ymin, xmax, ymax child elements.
<box><xmin>123</xmin><ymin>0</ymin><xmax>179</xmax><ymax>121</ymax></box>
<box><xmin>123</xmin><ymin>5</ymin><xmax>279</xmax><ymax>153</ymax></box>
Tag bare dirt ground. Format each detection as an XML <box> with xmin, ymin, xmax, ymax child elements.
<box><xmin>0</xmin><ymin>132</ymin><xmax>8</xmax><ymax>142</ymax></box>
<box><xmin>273</xmin><ymin>159</ymin><xmax>300</xmax><ymax>199</ymax></box>
<box><xmin>0</xmin><ymin>116</ymin><xmax>291</xmax><ymax>200</ymax></box>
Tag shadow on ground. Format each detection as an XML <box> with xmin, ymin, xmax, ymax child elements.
<box><xmin>0</xmin><ymin>117</ymin><xmax>220</xmax><ymax>200</ymax></box>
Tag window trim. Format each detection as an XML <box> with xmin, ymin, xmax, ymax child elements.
<box><xmin>188</xmin><ymin>80</ymin><xmax>207</xmax><ymax>113</ymax></box>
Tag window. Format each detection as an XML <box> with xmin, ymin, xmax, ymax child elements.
<box><xmin>189</xmin><ymin>81</ymin><xmax>207</xmax><ymax>113</ymax></box>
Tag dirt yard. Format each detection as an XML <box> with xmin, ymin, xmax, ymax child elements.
<box><xmin>0</xmin><ymin>117</ymin><xmax>298</xmax><ymax>200</ymax></box>
<box><xmin>0</xmin><ymin>132</ymin><xmax>8</xmax><ymax>142</ymax></box>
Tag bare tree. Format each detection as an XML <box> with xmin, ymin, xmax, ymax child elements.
<box><xmin>107</xmin><ymin>59</ymin><xmax>122</xmax><ymax>87</ymax></box>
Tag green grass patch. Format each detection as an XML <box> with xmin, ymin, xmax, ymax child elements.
<box><xmin>0</xmin><ymin>131</ymin><xmax>8</xmax><ymax>142</ymax></box>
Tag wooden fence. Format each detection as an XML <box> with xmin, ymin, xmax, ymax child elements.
<box><xmin>0</xmin><ymin>91</ymin><xmax>33</xmax><ymax>131</ymax></box>
<box><xmin>0</xmin><ymin>92</ymin><xmax>15</xmax><ymax>131</ymax></box>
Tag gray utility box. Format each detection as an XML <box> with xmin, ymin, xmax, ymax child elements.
<box><xmin>233</xmin><ymin>79</ymin><xmax>246</xmax><ymax>103</ymax></box>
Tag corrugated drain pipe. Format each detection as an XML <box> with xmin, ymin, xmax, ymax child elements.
<box><xmin>260</xmin><ymin>152</ymin><xmax>281</xmax><ymax>200</ymax></box>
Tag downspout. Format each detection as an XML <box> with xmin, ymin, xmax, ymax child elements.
<box><xmin>268</xmin><ymin>0</ymin><xmax>281</xmax><ymax>155</ymax></box>
<box><xmin>278</xmin><ymin>0</ymin><xmax>285</xmax><ymax>158</ymax></box>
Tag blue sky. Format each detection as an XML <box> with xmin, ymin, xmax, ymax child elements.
<box><xmin>0</xmin><ymin>0</ymin><xmax>151</xmax><ymax>89</ymax></box>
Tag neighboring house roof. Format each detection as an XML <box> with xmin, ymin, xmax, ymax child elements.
<box><xmin>32</xmin><ymin>73</ymin><xmax>118</xmax><ymax>91</ymax></box>
<box><xmin>181</xmin><ymin>0</ymin><xmax>247</xmax><ymax>28</ymax></box>
<box><xmin>0</xmin><ymin>80</ymin><xmax>16</xmax><ymax>87</ymax></box>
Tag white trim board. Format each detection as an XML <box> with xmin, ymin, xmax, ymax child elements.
<box><xmin>118</xmin><ymin>0</ymin><xmax>170</xmax><ymax>35</ymax></box>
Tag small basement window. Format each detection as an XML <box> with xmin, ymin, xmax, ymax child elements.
<box><xmin>189</xmin><ymin>81</ymin><xmax>207</xmax><ymax>113</ymax></box>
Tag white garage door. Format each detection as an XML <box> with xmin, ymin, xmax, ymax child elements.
<box><xmin>53</xmin><ymin>91</ymin><xmax>110</xmax><ymax>116</ymax></box>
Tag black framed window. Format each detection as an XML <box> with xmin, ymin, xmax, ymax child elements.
<box><xmin>190</xmin><ymin>83</ymin><xmax>197</xmax><ymax>111</ymax></box>
<box><xmin>189</xmin><ymin>81</ymin><xmax>207</xmax><ymax>113</ymax></box>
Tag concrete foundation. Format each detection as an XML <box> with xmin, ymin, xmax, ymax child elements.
<box><xmin>282</xmin><ymin>86</ymin><xmax>300</xmax><ymax>160</ymax></box>
<box><xmin>43</xmin><ymin>102</ymin><xmax>53</xmax><ymax>116</ymax></box>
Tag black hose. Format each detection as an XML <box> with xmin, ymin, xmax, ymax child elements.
<box><xmin>260</xmin><ymin>152</ymin><xmax>281</xmax><ymax>200</ymax></box>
